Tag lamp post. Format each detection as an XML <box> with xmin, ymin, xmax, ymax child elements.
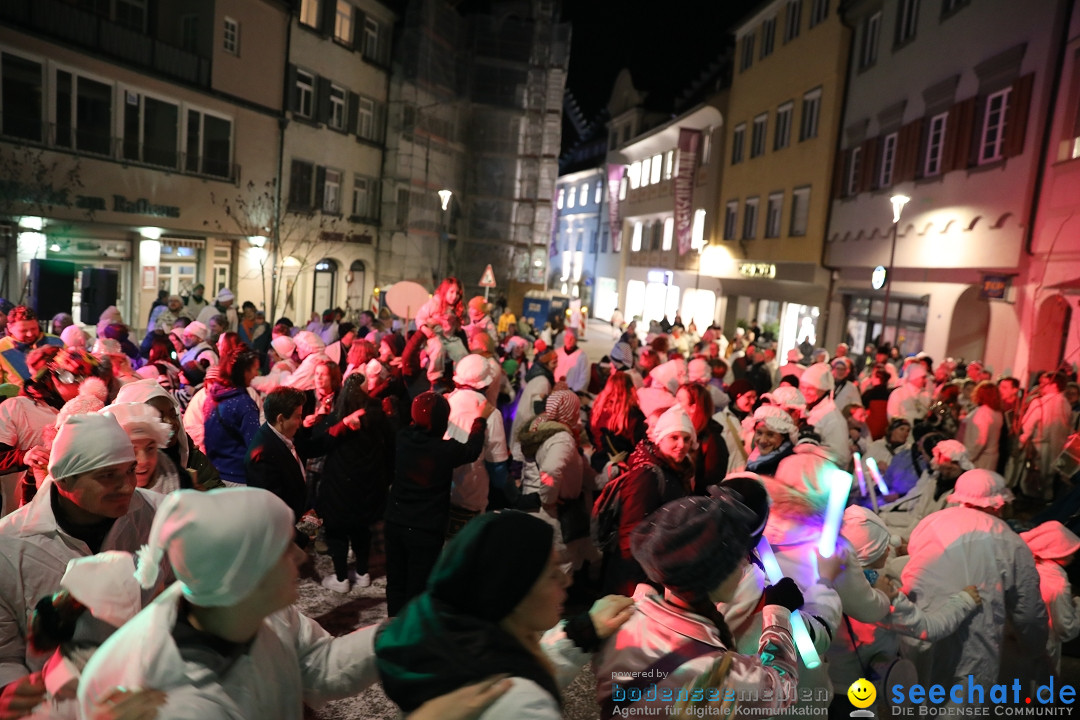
<box><xmin>437</xmin><ymin>189</ymin><xmax>452</xmax><ymax>284</ymax></box>
<box><xmin>879</xmin><ymin>194</ymin><xmax>910</xmax><ymax>347</ymax></box>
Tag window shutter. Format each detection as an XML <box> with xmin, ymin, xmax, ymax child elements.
<box><xmin>353</xmin><ymin>10</ymin><xmax>366</xmax><ymax>51</ymax></box>
<box><xmin>346</xmin><ymin>92</ymin><xmax>360</xmax><ymax>134</ymax></box>
<box><xmin>894</xmin><ymin>119</ymin><xmax>921</xmax><ymax>183</ymax></box>
<box><xmin>320</xmin><ymin>0</ymin><xmax>337</xmax><ymax>36</ymax></box>
<box><xmin>375</xmin><ymin>101</ymin><xmax>386</xmax><ymax>142</ymax></box>
<box><xmin>314</xmin><ymin>166</ymin><xmax>326</xmax><ymax>210</ymax></box>
<box><xmin>1003</xmin><ymin>72</ymin><xmax>1034</xmax><ymax>158</ymax></box>
<box><xmin>832</xmin><ymin>147</ymin><xmax>847</xmax><ymax>199</ymax></box>
<box><xmin>316</xmin><ymin>77</ymin><xmax>331</xmax><ymax>125</ymax></box>
<box><xmin>287</xmin><ymin>64</ymin><xmax>298</xmax><ymax>113</ymax></box>
<box><xmin>943</xmin><ymin>97</ymin><xmax>975</xmax><ymax>173</ymax></box>
<box><xmin>858</xmin><ymin>137</ymin><xmax>878</xmax><ymax>193</ymax></box>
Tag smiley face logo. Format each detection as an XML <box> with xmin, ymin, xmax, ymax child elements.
<box><xmin>847</xmin><ymin>678</ymin><xmax>877</xmax><ymax>709</ymax></box>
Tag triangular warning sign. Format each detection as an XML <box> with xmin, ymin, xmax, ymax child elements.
<box><xmin>479</xmin><ymin>264</ymin><xmax>497</xmax><ymax>288</ymax></box>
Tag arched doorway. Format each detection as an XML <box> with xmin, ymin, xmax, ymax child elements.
<box><xmin>312</xmin><ymin>258</ymin><xmax>338</xmax><ymax>315</ymax></box>
<box><xmin>346</xmin><ymin>260</ymin><xmax>366</xmax><ymax>319</ymax></box>
<box><xmin>1029</xmin><ymin>294</ymin><xmax>1071</xmax><ymax>375</ymax></box>
<box><xmin>946</xmin><ymin>285</ymin><xmax>989</xmax><ymax>361</ymax></box>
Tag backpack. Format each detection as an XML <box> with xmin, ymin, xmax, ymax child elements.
<box><xmin>592</xmin><ymin>460</ymin><xmax>664</xmax><ymax>553</ymax></box>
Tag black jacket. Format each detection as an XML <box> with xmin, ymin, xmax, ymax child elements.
<box><xmin>314</xmin><ymin>410</ymin><xmax>395</xmax><ymax>527</ymax></box>
<box><xmin>245</xmin><ymin>423</ymin><xmax>307</xmax><ymax>522</ymax></box>
<box><xmin>385</xmin><ymin>419</ymin><xmax>486</xmax><ymax>534</ymax></box>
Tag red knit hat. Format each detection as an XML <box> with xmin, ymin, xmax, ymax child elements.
<box><xmin>411</xmin><ymin>391</ymin><xmax>450</xmax><ymax>436</ymax></box>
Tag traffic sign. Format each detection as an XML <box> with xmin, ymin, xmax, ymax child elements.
<box><xmin>479</xmin><ymin>264</ymin><xmax>497</xmax><ymax>288</ymax></box>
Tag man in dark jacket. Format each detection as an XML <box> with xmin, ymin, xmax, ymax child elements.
<box><xmin>245</xmin><ymin>388</ymin><xmax>309</xmax><ymax>536</ymax></box>
<box><xmin>383</xmin><ymin>391</ymin><xmax>488</xmax><ymax>616</ymax></box>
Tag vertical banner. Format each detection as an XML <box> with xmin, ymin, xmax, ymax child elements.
<box><xmin>607</xmin><ymin>164</ymin><xmax>624</xmax><ymax>252</ymax></box>
<box><xmin>549</xmin><ymin>188</ymin><xmax>560</xmax><ymax>260</ymax></box>
<box><xmin>675</xmin><ymin>128</ymin><xmax>702</xmax><ymax>256</ymax></box>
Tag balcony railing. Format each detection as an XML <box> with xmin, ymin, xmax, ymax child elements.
<box><xmin>0</xmin><ymin>118</ymin><xmax>239</xmax><ymax>184</ymax></box>
<box><xmin>0</xmin><ymin>0</ymin><xmax>211</xmax><ymax>87</ymax></box>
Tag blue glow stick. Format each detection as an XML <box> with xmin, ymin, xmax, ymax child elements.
<box><xmin>865</xmin><ymin>456</ymin><xmax>890</xmax><ymax>494</ymax></box>
<box><xmin>852</xmin><ymin>451</ymin><xmax>868</xmax><ymax>496</ymax></box>
<box><xmin>755</xmin><ymin>536</ymin><xmax>822</xmax><ymax>670</ymax></box>
<box><xmin>817</xmin><ymin>467</ymin><xmax>852</xmax><ymax>559</ymax></box>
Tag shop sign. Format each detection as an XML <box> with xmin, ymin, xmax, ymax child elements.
<box><xmin>980</xmin><ymin>274</ymin><xmax>1010</xmax><ymax>300</ymax></box>
<box><xmin>0</xmin><ymin>181</ymin><xmax>180</xmax><ymax>219</ymax></box>
<box><xmin>738</xmin><ymin>262</ymin><xmax>776</xmax><ymax>279</ymax></box>
<box><xmin>871</xmin><ymin>265</ymin><xmax>887</xmax><ymax>290</ymax></box>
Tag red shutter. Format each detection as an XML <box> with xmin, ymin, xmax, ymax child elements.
<box><xmin>894</xmin><ymin>120</ymin><xmax>922</xmax><ymax>183</ymax></box>
<box><xmin>859</xmin><ymin>137</ymin><xmax>879</xmax><ymax>193</ymax></box>
<box><xmin>1004</xmin><ymin>72</ymin><xmax>1035</xmax><ymax>158</ymax></box>
<box><xmin>943</xmin><ymin>97</ymin><xmax>976</xmax><ymax>173</ymax></box>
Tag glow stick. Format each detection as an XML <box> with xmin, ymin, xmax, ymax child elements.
<box><xmin>865</xmin><ymin>456</ymin><xmax>890</xmax><ymax>495</ymax></box>
<box><xmin>755</xmin><ymin>536</ymin><xmax>822</xmax><ymax>670</ymax></box>
<box><xmin>852</xmin><ymin>452</ymin><xmax>868</xmax><ymax>496</ymax></box>
<box><xmin>817</xmin><ymin>467</ymin><xmax>852</xmax><ymax>559</ymax></box>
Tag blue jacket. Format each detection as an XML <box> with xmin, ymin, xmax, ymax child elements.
<box><xmin>203</xmin><ymin>386</ymin><xmax>260</xmax><ymax>483</ymax></box>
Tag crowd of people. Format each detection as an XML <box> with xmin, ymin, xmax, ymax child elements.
<box><xmin>0</xmin><ymin>281</ymin><xmax>1075</xmax><ymax>719</ymax></box>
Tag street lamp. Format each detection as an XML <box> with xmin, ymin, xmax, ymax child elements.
<box><xmin>437</xmin><ymin>189</ymin><xmax>453</xmax><ymax>283</ymax></box>
<box><xmin>879</xmin><ymin>194</ymin><xmax>910</xmax><ymax>347</ymax></box>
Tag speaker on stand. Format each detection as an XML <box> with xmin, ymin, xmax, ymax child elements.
<box><xmin>80</xmin><ymin>267</ymin><xmax>119</xmax><ymax>327</ymax></box>
<box><xmin>28</xmin><ymin>259</ymin><xmax>76</xmax><ymax>320</ymax></box>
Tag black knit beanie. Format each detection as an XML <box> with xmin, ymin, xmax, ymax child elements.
<box><xmin>428</xmin><ymin>511</ymin><xmax>554</xmax><ymax>622</ymax></box>
<box><xmin>411</xmin><ymin>391</ymin><xmax>450</xmax><ymax>436</ymax></box>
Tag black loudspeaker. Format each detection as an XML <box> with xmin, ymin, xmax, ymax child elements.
<box><xmin>28</xmin><ymin>259</ymin><xmax>75</xmax><ymax>320</ymax></box>
<box><xmin>80</xmin><ymin>267</ymin><xmax>119</xmax><ymax>324</ymax></box>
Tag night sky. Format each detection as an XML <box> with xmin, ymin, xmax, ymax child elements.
<box><xmin>560</xmin><ymin>0</ymin><xmax>761</xmax><ymax>121</ymax></box>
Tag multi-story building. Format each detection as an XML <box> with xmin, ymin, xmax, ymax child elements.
<box><xmin>552</xmin><ymin>167</ymin><xmax>605</xmax><ymax>305</ymax></box>
<box><xmin>825</xmin><ymin>0</ymin><xmax>1066</xmax><ymax>372</ymax></box>
<box><xmin>0</xmin><ymin>0</ymin><xmax>288</xmax><ymax>331</ymax></box>
<box><xmin>252</xmin><ymin>0</ymin><xmax>396</xmax><ymax>324</ymax></box>
<box><xmin>1012</xmin><ymin>1</ymin><xmax>1080</xmax><ymax>380</ymax></box>
<box><xmin>377</xmin><ymin>0</ymin><xmax>569</xmax><ymax>309</ymax></box>
<box><xmin>714</xmin><ymin>0</ymin><xmax>850</xmax><ymax>354</ymax></box>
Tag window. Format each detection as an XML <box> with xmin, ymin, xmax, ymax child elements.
<box><xmin>1</xmin><ymin>52</ymin><xmax>43</xmax><ymax>142</ymax></box>
<box><xmin>363</xmin><ymin>17</ymin><xmax>381</xmax><ymax>61</ymax></box>
<box><xmin>765</xmin><ymin>192</ymin><xmax>783</xmax><ymax>238</ymax></box>
<box><xmin>334</xmin><ymin>1</ymin><xmax>353</xmax><ymax>44</ymax></box>
<box><xmin>700</xmin><ymin>132</ymin><xmax>713</xmax><ymax>166</ymax></box>
<box><xmin>601</xmin><ymin>227</ymin><xmax>609</xmax><ymax>253</ymax></box>
<box><xmin>567</xmin><ymin>186</ymin><xmax>576</xmax><ymax>208</ymax></box>
<box><xmin>289</xmin><ymin>160</ymin><xmax>314</xmax><ymax>209</ymax></box>
<box><xmin>979</xmin><ymin>88</ymin><xmax>1011</xmax><ymax>164</ymax></box>
<box><xmin>663</xmin><ymin>217</ymin><xmax>674</xmax><ymax>251</ymax></box>
<box><xmin>691</xmin><ymin>210</ymin><xmax>706</xmax><ymax>250</ymax></box>
<box><xmin>724</xmin><ymin>201</ymin><xmax>738</xmax><ymax>240</ymax></box>
<box><xmin>595</xmin><ymin>180</ymin><xmax>603</xmax><ymax>203</ymax></box>
<box><xmin>323</xmin><ymin>169</ymin><xmax>341</xmax><ymax>213</ymax></box>
<box><xmin>743</xmin><ymin>198</ymin><xmax>759</xmax><ymax>240</ymax></box>
<box><xmin>731</xmin><ymin>124</ymin><xmax>746</xmax><ymax>164</ymax></box>
<box><xmin>556</xmin><ymin>188</ymin><xmax>564</xmax><ymax>209</ymax></box>
<box><xmin>300</xmin><ymin>0</ymin><xmax>320</xmax><ymax>28</ymax></box>
<box><xmin>185</xmin><ymin>109</ymin><xmax>232</xmax><ymax>178</ymax></box>
<box><xmin>664</xmin><ymin>150</ymin><xmax>675</xmax><ymax>179</ymax></box>
<box><xmin>619</xmin><ymin>176</ymin><xmax>627</xmax><ymax>200</ymax></box>
<box><xmin>395</xmin><ymin>187</ymin><xmax>409</xmax><ymax>227</ymax></box>
<box><xmin>57</xmin><ymin>74</ymin><xmax>113</xmax><ymax>156</ymax></box>
<box><xmin>641</xmin><ymin>156</ymin><xmax>652</xmax><ymax>187</ymax></box>
<box><xmin>352</xmin><ymin>175</ymin><xmax>376</xmax><ymax>218</ymax></box>
<box><xmin>880</xmin><ymin>132</ymin><xmax>898</xmax><ymax>187</ymax></box>
<box><xmin>650</xmin><ymin>154</ymin><xmax>662</xmax><ymax>184</ymax></box>
<box><xmin>784</xmin><ymin>0</ymin><xmax>802</xmax><ymax>42</ymax></box>
<box><xmin>357</xmin><ymin>96</ymin><xmax>374</xmax><ymax>139</ymax></box>
<box><xmin>295</xmin><ymin>70</ymin><xmax>314</xmax><ymax>118</ymax></box>
<box><xmin>896</xmin><ymin>0</ymin><xmax>919</xmax><ymax>45</ymax></box>
<box><xmin>632</xmin><ymin>222</ymin><xmax>643</xmax><ymax>252</ymax></box>
<box><xmin>329</xmin><ymin>85</ymin><xmax>346</xmax><ymax>130</ymax></box>
<box><xmin>860</xmin><ymin>12</ymin><xmax>880</xmax><ymax>69</ymax></box>
<box><xmin>775</xmin><ymin>102</ymin><xmax>793</xmax><ymax>150</ymax></box>
<box><xmin>122</xmin><ymin>92</ymin><xmax>179</xmax><ymax>168</ymax></box>
<box><xmin>223</xmin><ymin>17</ymin><xmax>239</xmax><ymax>55</ymax></box>
<box><xmin>740</xmin><ymin>35</ymin><xmax>755</xmax><ymax>71</ymax></box>
<box><xmin>180</xmin><ymin>15</ymin><xmax>199</xmax><ymax>52</ymax></box>
<box><xmin>800</xmin><ymin>88</ymin><xmax>821</xmax><ymax>141</ymax></box>
<box><xmin>580</xmin><ymin>183</ymin><xmax>590</xmax><ymax>205</ymax></box>
<box><xmin>761</xmin><ymin>17</ymin><xmax>776</xmax><ymax>58</ymax></box>
<box><xmin>809</xmin><ymin>0</ymin><xmax>828</xmax><ymax>27</ymax></box>
<box><xmin>628</xmin><ymin>161</ymin><xmax>642</xmax><ymax>189</ymax></box>
<box><xmin>115</xmin><ymin>0</ymin><xmax>146</xmax><ymax>32</ymax></box>
<box><xmin>751</xmin><ymin>114</ymin><xmax>768</xmax><ymax>158</ymax></box>
<box><xmin>790</xmin><ymin>186</ymin><xmax>810</xmax><ymax>236</ymax></box>
<box><xmin>846</xmin><ymin>146</ymin><xmax>862</xmax><ymax>196</ymax></box>
<box><xmin>925</xmin><ymin>112</ymin><xmax>947</xmax><ymax>175</ymax></box>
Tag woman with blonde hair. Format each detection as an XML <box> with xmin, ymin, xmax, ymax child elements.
<box><xmin>589</xmin><ymin>371</ymin><xmax>645</xmax><ymax>474</ymax></box>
